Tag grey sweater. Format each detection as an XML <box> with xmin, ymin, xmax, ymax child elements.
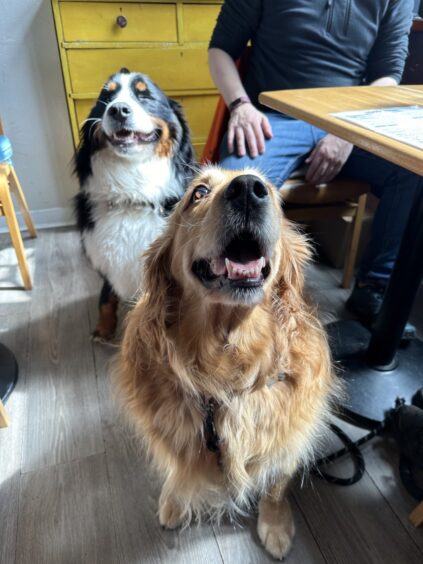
<box><xmin>209</xmin><ymin>0</ymin><xmax>413</xmax><ymax>106</ymax></box>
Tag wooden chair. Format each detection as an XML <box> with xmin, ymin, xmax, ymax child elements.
<box><xmin>409</xmin><ymin>501</ymin><xmax>423</xmax><ymax>527</ymax></box>
<box><xmin>202</xmin><ymin>56</ymin><xmax>370</xmax><ymax>289</ymax></box>
<box><xmin>0</xmin><ymin>118</ymin><xmax>37</xmax><ymax>290</ymax></box>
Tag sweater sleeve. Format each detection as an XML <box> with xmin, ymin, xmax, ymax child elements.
<box><xmin>208</xmin><ymin>0</ymin><xmax>262</xmax><ymax>60</ymax></box>
<box><xmin>366</xmin><ymin>0</ymin><xmax>414</xmax><ymax>83</ymax></box>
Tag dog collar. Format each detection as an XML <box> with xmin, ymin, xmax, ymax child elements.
<box><xmin>107</xmin><ymin>195</ymin><xmax>179</xmax><ymax>217</ymax></box>
<box><xmin>107</xmin><ymin>199</ymin><xmax>166</xmax><ymax>217</ymax></box>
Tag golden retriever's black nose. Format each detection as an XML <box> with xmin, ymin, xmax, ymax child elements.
<box><xmin>224</xmin><ymin>175</ymin><xmax>268</xmax><ymax>212</ymax></box>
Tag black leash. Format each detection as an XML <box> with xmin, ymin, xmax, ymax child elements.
<box><xmin>311</xmin><ymin>422</ymin><xmax>384</xmax><ymax>485</ymax></box>
<box><xmin>312</xmin><ymin>392</ymin><xmax>423</xmax><ymax>498</ymax></box>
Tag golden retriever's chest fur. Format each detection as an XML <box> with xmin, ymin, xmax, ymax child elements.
<box><xmin>122</xmin><ymin>309</ymin><xmax>332</xmax><ymax>506</ymax></box>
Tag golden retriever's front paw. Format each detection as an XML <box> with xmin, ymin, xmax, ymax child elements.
<box><xmin>257</xmin><ymin>515</ymin><xmax>295</xmax><ymax>560</ymax></box>
<box><xmin>158</xmin><ymin>496</ymin><xmax>185</xmax><ymax>530</ymax></box>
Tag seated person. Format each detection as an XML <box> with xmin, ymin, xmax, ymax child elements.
<box><xmin>208</xmin><ymin>0</ymin><xmax>418</xmax><ymax>336</ymax></box>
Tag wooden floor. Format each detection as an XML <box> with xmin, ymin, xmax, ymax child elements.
<box><xmin>0</xmin><ymin>228</ymin><xmax>422</xmax><ymax>564</ymax></box>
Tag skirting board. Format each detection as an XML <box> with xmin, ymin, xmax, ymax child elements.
<box><xmin>0</xmin><ymin>206</ymin><xmax>75</xmax><ymax>233</ymax></box>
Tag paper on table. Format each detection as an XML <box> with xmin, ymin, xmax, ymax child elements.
<box><xmin>332</xmin><ymin>106</ymin><xmax>423</xmax><ymax>150</ymax></box>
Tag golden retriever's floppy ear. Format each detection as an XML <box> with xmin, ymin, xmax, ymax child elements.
<box><xmin>276</xmin><ymin>220</ymin><xmax>312</xmax><ymax>300</ymax></box>
<box><xmin>142</xmin><ymin>229</ymin><xmax>177</xmax><ymax>329</ymax></box>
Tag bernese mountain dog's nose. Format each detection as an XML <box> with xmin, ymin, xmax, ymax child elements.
<box><xmin>224</xmin><ymin>174</ymin><xmax>268</xmax><ymax>213</ymax></box>
<box><xmin>108</xmin><ymin>103</ymin><xmax>132</xmax><ymax>121</ymax></box>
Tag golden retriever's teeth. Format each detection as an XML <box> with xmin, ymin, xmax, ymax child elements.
<box><xmin>225</xmin><ymin>257</ymin><xmax>265</xmax><ymax>280</ymax></box>
<box><xmin>225</xmin><ymin>258</ymin><xmax>231</xmax><ymax>274</ymax></box>
<box><xmin>211</xmin><ymin>257</ymin><xmax>226</xmax><ymax>276</ymax></box>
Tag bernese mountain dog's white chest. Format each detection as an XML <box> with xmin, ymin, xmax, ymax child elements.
<box><xmin>83</xmin><ymin>150</ymin><xmax>181</xmax><ymax>300</ymax></box>
<box><xmin>83</xmin><ymin>205</ymin><xmax>166</xmax><ymax>300</ymax></box>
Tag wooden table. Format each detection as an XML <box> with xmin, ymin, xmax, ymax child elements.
<box><xmin>260</xmin><ymin>85</ymin><xmax>423</xmax><ymax>427</ymax></box>
<box><xmin>260</xmin><ymin>85</ymin><xmax>423</xmax><ymax>175</ymax></box>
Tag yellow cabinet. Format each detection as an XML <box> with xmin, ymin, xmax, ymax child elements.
<box><xmin>51</xmin><ymin>0</ymin><xmax>223</xmax><ymax>158</ymax></box>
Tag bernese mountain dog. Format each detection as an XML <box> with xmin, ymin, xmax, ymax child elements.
<box><xmin>74</xmin><ymin>68</ymin><xmax>196</xmax><ymax>341</ymax></box>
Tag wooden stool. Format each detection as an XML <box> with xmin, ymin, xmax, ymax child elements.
<box><xmin>0</xmin><ymin>118</ymin><xmax>37</xmax><ymax>289</ymax></box>
<box><xmin>0</xmin><ymin>163</ymin><xmax>37</xmax><ymax>289</ymax></box>
<box><xmin>0</xmin><ymin>398</ymin><xmax>10</xmax><ymax>428</ymax></box>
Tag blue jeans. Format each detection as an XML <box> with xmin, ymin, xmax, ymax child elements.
<box><xmin>220</xmin><ymin>112</ymin><xmax>420</xmax><ymax>286</ymax></box>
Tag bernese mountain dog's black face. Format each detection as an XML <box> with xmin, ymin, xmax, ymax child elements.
<box><xmin>74</xmin><ymin>68</ymin><xmax>195</xmax><ymax>187</ymax></box>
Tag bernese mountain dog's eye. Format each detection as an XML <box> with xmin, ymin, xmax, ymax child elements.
<box><xmin>191</xmin><ymin>185</ymin><xmax>210</xmax><ymax>203</ymax></box>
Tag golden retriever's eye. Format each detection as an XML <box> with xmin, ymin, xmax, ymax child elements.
<box><xmin>191</xmin><ymin>185</ymin><xmax>210</xmax><ymax>203</ymax></box>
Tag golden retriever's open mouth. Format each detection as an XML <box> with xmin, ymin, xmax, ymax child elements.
<box><xmin>191</xmin><ymin>230</ymin><xmax>271</xmax><ymax>293</ymax></box>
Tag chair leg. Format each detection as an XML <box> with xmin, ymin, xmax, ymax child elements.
<box><xmin>0</xmin><ymin>174</ymin><xmax>32</xmax><ymax>290</ymax></box>
<box><xmin>8</xmin><ymin>167</ymin><xmax>37</xmax><ymax>238</ymax></box>
<box><xmin>0</xmin><ymin>398</ymin><xmax>10</xmax><ymax>428</ymax></box>
<box><xmin>342</xmin><ymin>194</ymin><xmax>367</xmax><ymax>289</ymax></box>
<box><xmin>409</xmin><ymin>501</ymin><xmax>423</xmax><ymax>528</ymax></box>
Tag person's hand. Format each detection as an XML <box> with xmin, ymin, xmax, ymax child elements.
<box><xmin>227</xmin><ymin>103</ymin><xmax>273</xmax><ymax>158</ymax></box>
<box><xmin>305</xmin><ymin>134</ymin><xmax>353</xmax><ymax>184</ymax></box>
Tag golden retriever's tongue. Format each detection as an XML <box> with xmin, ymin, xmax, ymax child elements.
<box><xmin>225</xmin><ymin>257</ymin><xmax>264</xmax><ymax>280</ymax></box>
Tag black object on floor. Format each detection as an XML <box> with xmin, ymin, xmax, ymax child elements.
<box><xmin>0</xmin><ymin>342</ymin><xmax>18</xmax><ymax>403</ymax></box>
<box><xmin>328</xmin><ymin>179</ymin><xmax>423</xmax><ymax>428</ymax></box>
<box><xmin>312</xmin><ymin>390</ymin><xmax>423</xmax><ymax>500</ymax></box>
<box><xmin>386</xmin><ymin>395</ymin><xmax>423</xmax><ymax>501</ymax></box>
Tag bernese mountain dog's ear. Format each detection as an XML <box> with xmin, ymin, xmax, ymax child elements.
<box><xmin>73</xmin><ymin>98</ymin><xmax>106</xmax><ymax>186</ymax></box>
<box><xmin>120</xmin><ymin>67</ymin><xmax>130</xmax><ymax>74</ymax></box>
<box><xmin>168</xmin><ymin>98</ymin><xmax>197</xmax><ymax>180</ymax></box>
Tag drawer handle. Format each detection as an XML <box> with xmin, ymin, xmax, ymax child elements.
<box><xmin>116</xmin><ymin>15</ymin><xmax>128</xmax><ymax>28</ymax></box>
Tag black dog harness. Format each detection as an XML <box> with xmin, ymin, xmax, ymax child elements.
<box><xmin>203</xmin><ymin>397</ymin><xmax>220</xmax><ymax>454</ymax></box>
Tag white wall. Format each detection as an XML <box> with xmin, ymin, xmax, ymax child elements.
<box><xmin>0</xmin><ymin>0</ymin><xmax>77</xmax><ymax>228</ymax></box>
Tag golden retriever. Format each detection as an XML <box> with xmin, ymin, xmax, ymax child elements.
<box><xmin>117</xmin><ymin>167</ymin><xmax>336</xmax><ymax>560</ymax></box>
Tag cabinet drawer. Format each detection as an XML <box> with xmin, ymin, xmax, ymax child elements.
<box><xmin>183</xmin><ymin>4</ymin><xmax>221</xmax><ymax>42</ymax></box>
<box><xmin>60</xmin><ymin>2</ymin><xmax>177</xmax><ymax>43</ymax></box>
<box><xmin>68</xmin><ymin>48</ymin><xmax>214</xmax><ymax>94</ymax></box>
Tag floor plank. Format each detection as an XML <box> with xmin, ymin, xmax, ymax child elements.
<box><xmin>0</xmin><ymin>312</ymin><xmax>30</xmax><ymax>564</ymax></box>
<box><xmin>16</xmin><ymin>453</ymin><xmax>119</xmax><ymax>564</ymax></box>
<box><xmin>0</xmin><ymin>231</ymin><xmax>36</xmax><ymax>314</ymax></box>
<box><xmin>22</xmin><ymin>229</ymin><xmax>104</xmax><ymax>472</ymax></box>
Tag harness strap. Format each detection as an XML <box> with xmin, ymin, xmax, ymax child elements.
<box><xmin>203</xmin><ymin>397</ymin><xmax>220</xmax><ymax>453</ymax></box>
